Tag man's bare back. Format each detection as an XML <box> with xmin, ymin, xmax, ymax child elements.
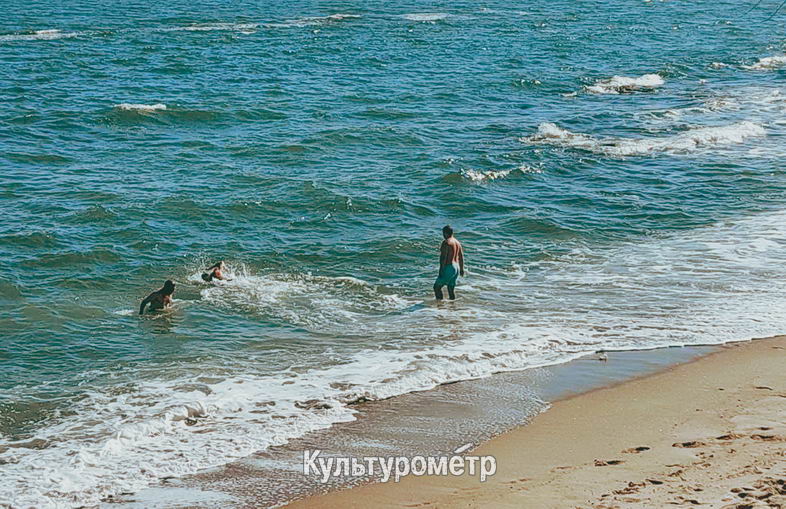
<box><xmin>440</xmin><ymin>237</ymin><xmax>464</xmax><ymax>266</ymax></box>
<box><xmin>139</xmin><ymin>280</ymin><xmax>175</xmax><ymax>315</ymax></box>
<box><xmin>434</xmin><ymin>225</ymin><xmax>465</xmax><ymax>300</ymax></box>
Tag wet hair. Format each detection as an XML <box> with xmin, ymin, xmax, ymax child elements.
<box><xmin>162</xmin><ymin>280</ymin><xmax>175</xmax><ymax>294</ymax></box>
<box><xmin>442</xmin><ymin>225</ymin><xmax>454</xmax><ymax>237</ymax></box>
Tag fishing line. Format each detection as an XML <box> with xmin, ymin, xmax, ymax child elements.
<box><xmin>766</xmin><ymin>0</ymin><xmax>786</xmax><ymax>20</ymax></box>
<box><xmin>743</xmin><ymin>0</ymin><xmax>766</xmax><ymax>16</ymax></box>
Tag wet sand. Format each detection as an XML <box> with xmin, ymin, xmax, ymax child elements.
<box><xmin>114</xmin><ymin>345</ymin><xmax>718</xmax><ymax>507</ymax></box>
<box><xmin>285</xmin><ymin>336</ymin><xmax>786</xmax><ymax>509</ymax></box>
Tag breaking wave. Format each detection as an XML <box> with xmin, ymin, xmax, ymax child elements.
<box><xmin>744</xmin><ymin>55</ymin><xmax>786</xmax><ymax>71</ymax></box>
<box><xmin>457</xmin><ymin>166</ymin><xmax>541</xmax><ymax>182</ymax></box>
<box><xmin>114</xmin><ymin>103</ymin><xmax>167</xmax><ymax>112</ymax></box>
<box><xmin>585</xmin><ymin>74</ymin><xmax>665</xmax><ymax>94</ymax></box>
<box><xmin>264</xmin><ymin>14</ymin><xmax>361</xmax><ymax>28</ymax></box>
<box><xmin>402</xmin><ymin>13</ymin><xmax>451</xmax><ymax>22</ymax></box>
<box><xmin>167</xmin><ymin>23</ymin><xmax>260</xmax><ymax>33</ymax></box>
<box><xmin>0</xmin><ymin>29</ymin><xmax>79</xmax><ymax>42</ymax></box>
<box><xmin>523</xmin><ymin>121</ymin><xmax>766</xmax><ymax>157</ymax></box>
<box><xmin>8</xmin><ymin>208</ymin><xmax>786</xmax><ymax>507</ymax></box>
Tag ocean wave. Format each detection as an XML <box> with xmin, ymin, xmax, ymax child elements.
<box><xmin>402</xmin><ymin>13</ymin><xmax>450</xmax><ymax>22</ymax></box>
<box><xmin>0</xmin><ymin>29</ymin><xmax>80</xmax><ymax>42</ymax></box>
<box><xmin>460</xmin><ymin>169</ymin><xmax>513</xmax><ymax>182</ymax></box>
<box><xmin>743</xmin><ymin>55</ymin><xmax>786</xmax><ymax>70</ymax></box>
<box><xmin>0</xmin><ymin>231</ymin><xmax>59</xmax><ymax>249</ymax></box>
<box><xmin>114</xmin><ymin>103</ymin><xmax>167</xmax><ymax>112</ymax></box>
<box><xmin>106</xmin><ymin>103</ymin><xmax>221</xmax><ymax>125</ymax></box>
<box><xmin>264</xmin><ymin>14</ymin><xmax>360</xmax><ymax>28</ymax></box>
<box><xmin>195</xmin><ymin>265</ymin><xmax>408</xmax><ymax>331</ymax></box>
<box><xmin>457</xmin><ymin>166</ymin><xmax>541</xmax><ymax>183</ymax></box>
<box><xmin>523</xmin><ymin>121</ymin><xmax>766</xmax><ymax>156</ymax></box>
<box><xmin>0</xmin><ymin>337</ymin><xmax>558</xmax><ymax>508</ymax></box>
<box><xmin>635</xmin><ymin>87</ymin><xmax>786</xmax><ymax>132</ymax></box>
<box><xmin>167</xmin><ymin>22</ymin><xmax>259</xmax><ymax>33</ymax></box>
<box><xmin>7</xmin><ymin>208</ymin><xmax>786</xmax><ymax>507</ymax></box>
<box><xmin>585</xmin><ymin>73</ymin><xmax>664</xmax><ymax>94</ymax></box>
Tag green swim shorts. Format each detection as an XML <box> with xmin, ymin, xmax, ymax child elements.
<box><xmin>435</xmin><ymin>262</ymin><xmax>459</xmax><ymax>288</ymax></box>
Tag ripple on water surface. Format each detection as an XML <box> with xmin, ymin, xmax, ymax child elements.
<box><xmin>3</xmin><ymin>0</ymin><xmax>786</xmax><ymax>506</ymax></box>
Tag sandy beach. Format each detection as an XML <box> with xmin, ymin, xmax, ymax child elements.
<box><xmin>286</xmin><ymin>336</ymin><xmax>786</xmax><ymax>509</ymax></box>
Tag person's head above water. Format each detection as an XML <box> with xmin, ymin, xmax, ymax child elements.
<box><xmin>442</xmin><ymin>225</ymin><xmax>454</xmax><ymax>239</ymax></box>
<box><xmin>162</xmin><ymin>280</ymin><xmax>175</xmax><ymax>295</ymax></box>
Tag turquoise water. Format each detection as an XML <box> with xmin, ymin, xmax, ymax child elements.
<box><xmin>2</xmin><ymin>0</ymin><xmax>786</xmax><ymax>506</ymax></box>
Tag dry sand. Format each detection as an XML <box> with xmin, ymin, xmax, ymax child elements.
<box><xmin>286</xmin><ymin>337</ymin><xmax>786</xmax><ymax>509</ymax></box>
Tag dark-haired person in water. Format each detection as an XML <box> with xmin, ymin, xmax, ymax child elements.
<box><xmin>202</xmin><ymin>261</ymin><xmax>227</xmax><ymax>282</ymax></box>
<box><xmin>139</xmin><ymin>280</ymin><xmax>175</xmax><ymax>314</ymax></box>
<box><xmin>434</xmin><ymin>225</ymin><xmax>465</xmax><ymax>300</ymax></box>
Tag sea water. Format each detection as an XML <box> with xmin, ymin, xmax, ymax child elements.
<box><xmin>2</xmin><ymin>0</ymin><xmax>786</xmax><ymax>506</ymax></box>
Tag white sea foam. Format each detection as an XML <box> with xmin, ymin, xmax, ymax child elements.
<box><xmin>196</xmin><ymin>267</ymin><xmax>408</xmax><ymax>331</ymax></box>
<box><xmin>524</xmin><ymin>121</ymin><xmax>766</xmax><ymax>156</ymax></box>
<box><xmin>460</xmin><ymin>169</ymin><xmax>512</xmax><ymax>182</ymax></box>
<box><xmin>114</xmin><ymin>103</ymin><xmax>167</xmax><ymax>112</ymax></box>
<box><xmin>460</xmin><ymin>166</ymin><xmax>540</xmax><ymax>182</ymax></box>
<box><xmin>7</xmin><ymin>209</ymin><xmax>786</xmax><ymax>507</ymax></box>
<box><xmin>744</xmin><ymin>55</ymin><xmax>786</xmax><ymax>70</ymax></box>
<box><xmin>265</xmin><ymin>14</ymin><xmax>361</xmax><ymax>28</ymax></box>
<box><xmin>585</xmin><ymin>73</ymin><xmax>665</xmax><ymax>94</ymax></box>
<box><xmin>402</xmin><ymin>13</ymin><xmax>451</xmax><ymax>22</ymax></box>
<box><xmin>168</xmin><ymin>23</ymin><xmax>260</xmax><ymax>33</ymax></box>
<box><xmin>0</xmin><ymin>29</ymin><xmax>79</xmax><ymax>42</ymax></box>
<box><xmin>636</xmin><ymin>87</ymin><xmax>786</xmax><ymax>132</ymax></box>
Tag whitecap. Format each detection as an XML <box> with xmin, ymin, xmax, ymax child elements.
<box><xmin>585</xmin><ymin>73</ymin><xmax>664</xmax><ymax>94</ymax></box>
<box><xmin>114</xmin><ymin>103</ymin><xmax>167</xmax><ymax>112</ymax></box>
<box><xmin>168</xmin><ymin>23</ymin><xmax>260</xmax><ymax>33</ymax></box>
<box><xmin>460</xmin><ymin>166</ymin><xmax>540</xmax><ymax>182</ymax></box>
<box><xmin>265</xmin><ymin>14</ymin><xmax>361</xmax><ymax>28</ymax></box>
<box><xmin>402</xmin><ymin>13</ymin><xmax>450</xmax><ymax>22</ymax></box>
<box><xmin>744</xmin><ymin>55</ymin><xmax>786</xmax><ymax>70</ymax></box>
<box><xmin>523</xmin><ymin>121</ymin><xmax>766</xmax><ymax>156</ymax></box>
<box><xmin>460</xmin><ymin>169</ymin><xmax>512</xmax><ymax>182</ymax></box>
<box><xmin>0</xmin><ymin>29</ymin><xmax>79</xmax><ymax>42</ymax></box>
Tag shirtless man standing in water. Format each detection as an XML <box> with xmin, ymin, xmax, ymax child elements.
<box><xmin>139</xmin><ymin>280</ymin><xmax>175</xmax><ymax>314</ymax></box>
<box><xmin>434</xmin><ymin>225</ymin><xmax>465</xmax><ymax>300</ymax></box>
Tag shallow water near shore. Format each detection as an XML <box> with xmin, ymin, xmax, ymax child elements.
<box><xmin>2</xmin><ymin>0</ymin><xmax>786</xmax><ymax>506</ymax></box>
<box><xmin>112</xmin><ymin>344</ymin><xmax>717</xmax><ymax>508</ymax></box>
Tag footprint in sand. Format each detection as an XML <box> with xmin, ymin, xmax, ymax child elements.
<box><xmin>750</xmin><ymin>433</ymin><xmax>777</xmax><ymax>441</ymax></box>
<box><xmin>594</xmin><ymin>459</ymin><xmax>624</xmax><ymax>466</ymax></box>
<box><xmin>622</xmin><ymin>446</ymin><xmax>651</xmax><ymax>453</ymax></box>
<box><xmin>672</xmin><ymin>440</ymin><xmax>706</xmax><ymax>448</ymax></box>
<box><xmin>715</xmin><ymin>433</ymin><xmax>745</xmax><ymax>440</ymax></box>
<box><xmin>612</xmin><ymin>481</ymin><xmax>644</xmax><ymax>495</ymax></box>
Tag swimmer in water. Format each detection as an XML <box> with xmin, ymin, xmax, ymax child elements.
<box><xmin>201</xmin><ymin>261</ymin><xmax>227</xmax><ymax>282</ymax></box>
<box><xmin>434</xmin><ymin>225</ymin><xmax>465</xmax><ymax>300</ymax></box>
<box><xmin>139</xmin><ymin>280</ymin><xmax>175</xmax><ymax>315</ymax></box>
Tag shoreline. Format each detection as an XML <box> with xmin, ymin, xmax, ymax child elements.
<box><xmin>283</xmin><ymin>336</ymin><xmax>786</xmax><ymax>509</ymax></box>
<box><xmin>114</xmin><ymin>341</ymin><xmax>751</xmax><ymax>508</ymax></box>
